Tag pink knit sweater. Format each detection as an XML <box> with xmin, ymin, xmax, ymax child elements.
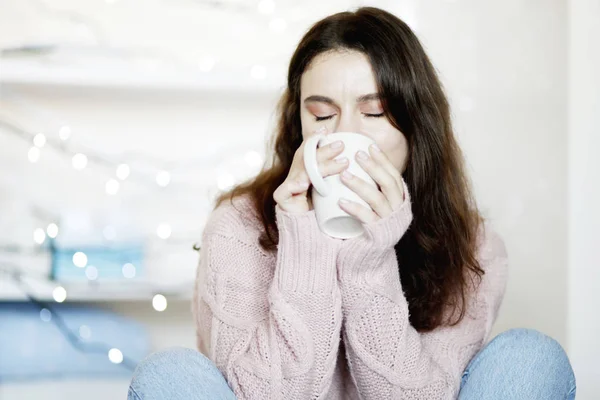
<box><xmin>193</xmin><ymin>181</ymin><xmax>509</xmax><ymax>399</ymax></box>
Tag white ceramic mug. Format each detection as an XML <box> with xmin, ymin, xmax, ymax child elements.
<box><xmin>303</xmin><ymin>132</ymin><xmax>377</xmax><ymax>239</ymax></box>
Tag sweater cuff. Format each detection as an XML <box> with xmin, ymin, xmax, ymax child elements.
<box><xmin>274</xmin><ymin>205</ymin><xmax>340</xmax><ymax>294</ymax></box>
<box><xmin>337</xmin><ymin>179</ymin><xmax>412</xmax><ymax>286</ymax></box>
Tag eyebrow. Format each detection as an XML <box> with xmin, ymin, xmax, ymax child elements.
<box><xmin>303</xmin><ymin>93</ymin><xmax>380</xmax><ymax>105</ymax></box>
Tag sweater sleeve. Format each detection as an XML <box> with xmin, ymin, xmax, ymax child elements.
<box><xmin>193</xmin><ymin>201</ymin><xmax>343</xmax><ymax>400</ymax></box>
<box><xmin>337</xmin><ymin>182</ymin><xmax>509</xmax><ymax>399</ymax></box>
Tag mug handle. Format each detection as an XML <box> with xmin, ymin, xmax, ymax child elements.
<box><xmin>303</xmin><ymin>134</ymin><xmax>330</xmax><ymax>196</ymax></box>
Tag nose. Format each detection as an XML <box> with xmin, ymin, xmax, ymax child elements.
<box><xmin>333</xmin><ymin>114</ymin><xmax>359</xmax><ymax>134</ymax></box>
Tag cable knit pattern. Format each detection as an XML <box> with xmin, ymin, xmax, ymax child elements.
<box><xmin>337</xmin><ymin>179</ymin><xmax>509</xmax><ymax>399</ymax></box>
<box><xmin>193</xmin><ymin>185</ymin><xmax>509</xmax><ymax>399</ymax></box>
<box><xmin>193</xmin><ymin>196</ymin><xmax>345</xmax><ymax>399</ymax></box>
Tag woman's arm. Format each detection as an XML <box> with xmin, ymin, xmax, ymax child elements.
<box><xmin>193</xmin><ymin>202</ymin><xmax>343</xmax><ymax>400</ymax></box>
<box><xmin>337</xmin><ymin>200</ymin><xmax>509</xmax><ymax>399</ymax></box>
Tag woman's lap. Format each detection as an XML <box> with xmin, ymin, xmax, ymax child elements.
<box><xmin>129</xmin><ymin>328</ymin><xmax>576</xmax><ymax>400</ymax></box>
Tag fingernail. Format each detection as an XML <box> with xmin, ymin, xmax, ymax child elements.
<box><xmin>330</xmin><ymin>141</ymin><xmax>343</xmax><ymax>149</ymax></box>
<box><xmin>339</xmin><ymin>198</ymin><xmax>349</xmax><ymax>204</ymax></box>
<box><xmin>342</xmin><ymin>170</ymin><xmax>353</xmax><ymax>179</ymax></box>
<box><xmin>370</xmin><ymin>144</ymin><xmax>381</xmax><ymax>153</ymax></box>
<box><xmin>356</xmin><ymin>150</ymin><xmax>369</xmax><ymax>160</ymax></box>
<box><xmin>336</xmin><ymin>157</ymin><xmax>348</xmax><ymax>164</ymax></box>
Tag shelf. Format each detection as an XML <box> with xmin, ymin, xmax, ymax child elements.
<box><xmin>0</xmin><ymin>56</ymin><xmax>284</xmax><ymax>94</ymax></box>
<box><xmin>0</xmin><ymin>275</ymin><xmax>193</xmax><ymax>302</ymax></box>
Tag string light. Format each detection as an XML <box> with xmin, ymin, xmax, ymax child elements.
<box><xmin>4</xmin><ymin>104</ymin><xmax>277</xmax><ymax>286</ymax></box>
<box><xmin>156</xmin><ymin>223</ymin><xmax>171</xmax><ymax>239</ymax></box>
<box><xmin>46</xmin><ymin>223</ymin><xmax>59</xmax><ymax>238</ymax></box>
<box><xmin>33</xmin><ymin>228</ymin><xmax>46</xmax><ymax>244</ymax></box>
<box><xmin>6</xmin><ymin>117</ymin><xmax>256</xmax><ymax>206</ymax></box>
<box><xmin>250</xmin><ymin>65</ymin><xmax>267</xmax><ymax>80</ymax></box>
<box><xmin>73</xmin><ymin>252</ymin><xmax>88</xmax><ymax>268</ymax></box>
<box><xmin>59</xmin><ymin>125</ymin><xmax>71</xmax><ymax>141</ymax></box>
<box><xmin>53</xmin><ymin>286</ymin><xmax>67</xmax><ymax>303</ymax></box>
<box><xmin>269</xmin><ymin>17</ymin><xmax>287</xmax><ymax>32</ymax></box>
<box><xmin>152</xmin><ymin>294</ymin><xmax>167</xmax><ymax>312</ymax></box>
<box><xmin>85</xmin><ymin>265</ymin><xmax>98</xmax><ymax>280</ymax></box>
<box><xmin>257</xmin><ymin>0</ymin><xmax>275</xmax><ymax>15</ymax></box>
<box><xmin>105</xmin><ymin>179</ymin><xmax>120</xmax><ymax>195</ymax></box>
<box><xmin>10</xmin><ymin>264</ymin><xmax>138</xmax><ymax>371</ymax></box>
<box><xmin>33</xmin><ymin>133</ymin><xmax>47</xmax><ymax>147</ymax></box>
<box><xmin>28</xmin><ymin>147</ymin><xmax>40</xmax><ymax>163</ymax></box>
<box><xmin>116</xmin><ymin>164</ymin><xmax>130</xmax><ymax>180</ymax></box>
<box><xmin>122</xmin><ymin>263</ymin><xmax>136</xmax><ymax>279</ymax></box>
<box><xmin>156</xmin><ymin>171</ymin><xmax>171</xmax><ymax>187</ymax></box>
<box><xmin>72</xmin><ymin>153</ymin><xmax>88</xmax><ymax>170</ymax></box>
<box><xmin>0</xmin><ymin>83</ymin><xmax>270</xmax><ymax>374</ymax></box>
<box><xmin>108</xmin><ymin>348</ymin><xmax>124</xmax><ymax>364</ymax></box>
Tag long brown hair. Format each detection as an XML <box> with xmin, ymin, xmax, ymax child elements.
<box><xmin>216</xmin><ymin>7</ymin><xmax>484</xmax><ymax>332</ymax></box>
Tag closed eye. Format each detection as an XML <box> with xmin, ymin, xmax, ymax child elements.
<box><xmin>315</xmin><ymin>115</ymin><xmax>335</xmax><ymax>121</ymax></box>
<box><xmin>315</xmin><ymin>113</ymin><xmax>383</xmax><ymax>121</ymax></box>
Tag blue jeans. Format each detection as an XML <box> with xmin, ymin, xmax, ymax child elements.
<box><xmin>128</xmin><ymin>328</ymin><xmax>576</xmax><ymax>399</ymax></box>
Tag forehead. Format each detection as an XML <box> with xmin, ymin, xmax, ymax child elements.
<box><xmin>300</xmin><ymin>50</ymin><xmax>378</xmax><ymax>98</ymax></box>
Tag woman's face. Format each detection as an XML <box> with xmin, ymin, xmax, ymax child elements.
<box><xmin>300</xmin><ymin>50</ymin><xmax>409</xmax><ymax>172</ymax></box>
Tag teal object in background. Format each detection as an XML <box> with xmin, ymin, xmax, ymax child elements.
<box><xmin>50</xmin><ymin>241</ymin><xmax>145</xmax><ymax>282</ymax></box>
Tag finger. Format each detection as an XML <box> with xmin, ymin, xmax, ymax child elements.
<box><xmin>368</xmin><ymin>144</ymin><xmax>403</xmax><ymax>185</ymax></box>
<box><xmin>340</xmin><ymin>170</ymin><xmax>393</xmax><ymax>218</ymax></box>
<box><xmin>273</xmin><ymin>179</ymin><xmax>309</xmax><ymax>203</ymax></box>
<box><xmin>319</xmin><ymin>157</ymin><xmax>349</xmax><ymax>177</ymax></box>
<box><xmin>338</xmin><ymin>198</ymin><xmax>379</xmax><ymax>224</ymax></box>
<box><xmin>356</xmin><ymin>149</ymin><xmax>404</xmax><ymax>209</ymax></box>
<box><xmin>316</xmin><ymin>140</ymin><xmax>345</xmax><ymax>162</ymax></box>
<box><xmin>289</xmin><ymin>140</ymin><xmax>343</xmax><ymax>182</ymax></box>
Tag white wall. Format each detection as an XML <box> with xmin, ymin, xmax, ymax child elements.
<box><xmin>568</xmin><ymin>0</ymin><xmax>600</xmax><ymax>397</ymax></box>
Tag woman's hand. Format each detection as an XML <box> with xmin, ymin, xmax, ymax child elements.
<box><xmin>274</xmin><ymin>135</ymin><xmax>349</xmax><ymax>214</ymax></box>
<box><xmin>338</xmin><ymin>143</ymin><xmax>405</xmax><ymax>223</ymax></box>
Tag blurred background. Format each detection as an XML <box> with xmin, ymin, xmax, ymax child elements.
<box><xmin>0</xmin><ymin>0</ymin><xmax>598</xmax><ymax>399</ymax></box>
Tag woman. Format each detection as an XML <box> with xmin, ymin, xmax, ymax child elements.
<box><xmin>129</xmin><ymin>7</ymin><xmax>575</xmax><ymax>400</ymax></box>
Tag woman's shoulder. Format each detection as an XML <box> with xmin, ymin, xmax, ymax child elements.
<box><xmin>203</xmin><ymin>194</ymin><xmax>263</xmax><ymax>240</ymax></box>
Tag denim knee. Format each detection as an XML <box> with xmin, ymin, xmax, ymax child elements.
<box><xmin>489</xmin><ymin>328</ymin><xmax>572</xmax><ymax>368</ymax></box>
<box><xmin>490</xmin><ymin>328</ymin><xmax>574</xmax><ymax>377</ymax></box>
<box><xmin>129</xmin><ymin>347</ymin><xmax>235</xmax><ymax>400</ymax></box>
<box><xmin>132</xmin><ymin>347</ymin><xmax>214</xmax><ymax>377</ymax></box>
<box><xmin>460</xmin><ymin>328</ymin><xmax>576</xmax><ymax>400</ymax></box>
